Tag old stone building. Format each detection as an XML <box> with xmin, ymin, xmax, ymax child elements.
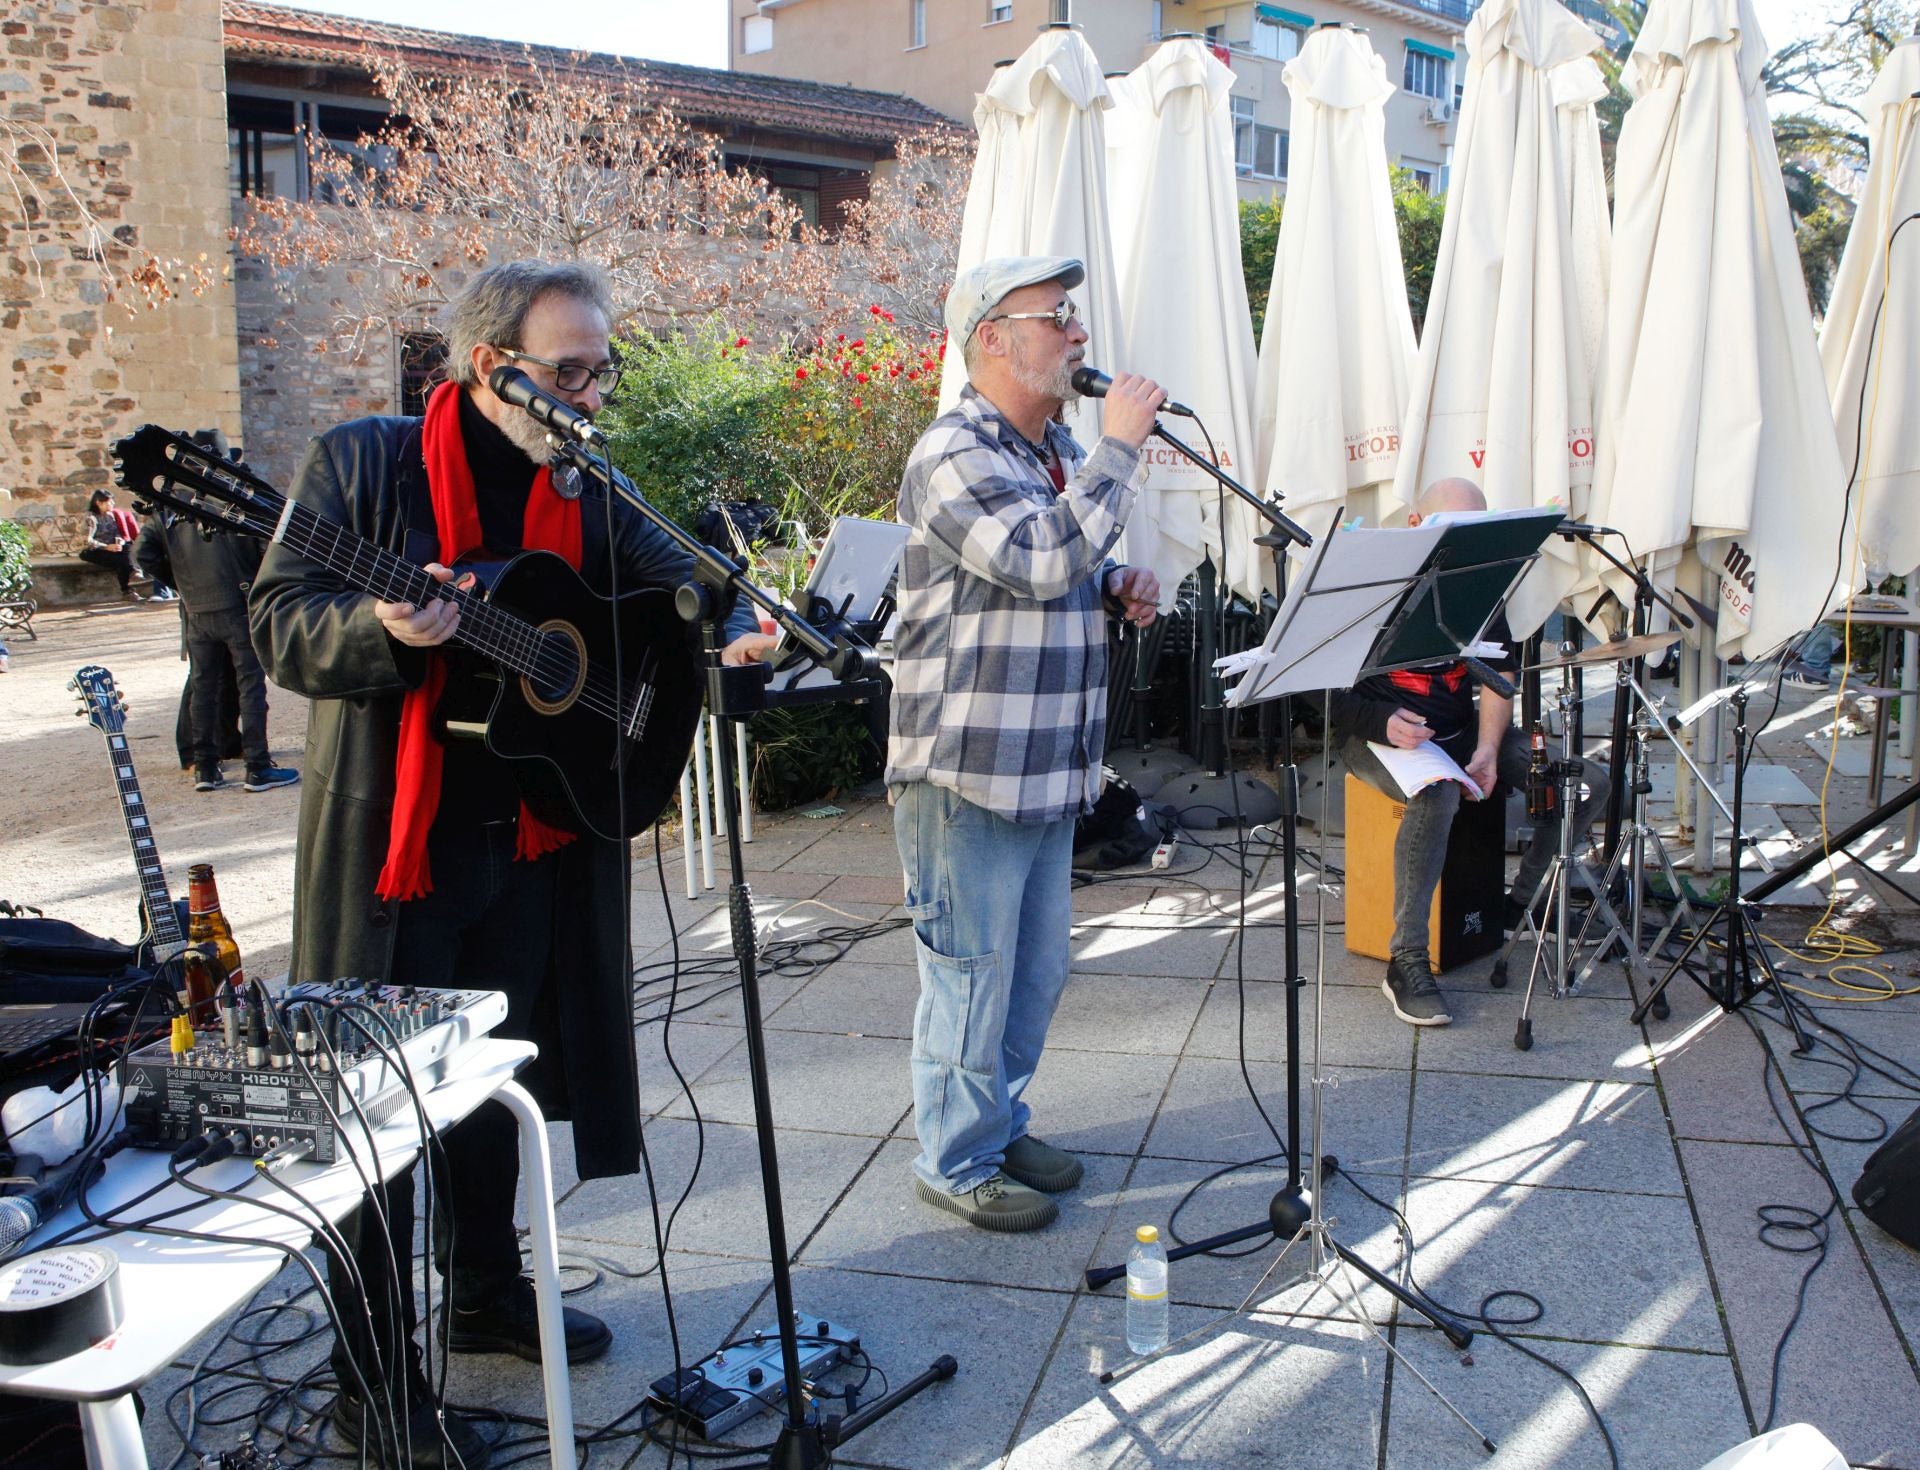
<box><xmin>4</xmin><ymin>0</ymin><xmax>952</xmax><ymax>564</ymax></box>
<box><xmin>3</xmin><ymin>0</ymin><xmax>240</xmax><ymax>559</ymax></box>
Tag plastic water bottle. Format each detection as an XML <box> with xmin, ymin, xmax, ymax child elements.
<box><xmin>1125</xmin><ymin>1224</ymin><xmax>1169</xmax><ymax>1354</ymax></box>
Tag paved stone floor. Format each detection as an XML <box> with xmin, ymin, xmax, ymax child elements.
<box><xmin>3</xmin><ymin>606</ymin><xmax>1918</xmax><ymax>1468</ymax></box>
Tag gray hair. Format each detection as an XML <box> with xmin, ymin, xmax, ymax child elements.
<box><xmin>443</xmin><ymin>260</ymin><xmax>615</xmax><ymax>387</ymax></box>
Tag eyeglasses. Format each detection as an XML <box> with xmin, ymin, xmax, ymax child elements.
<box><xmin>985</xmin><ymin>298</ymin><xmax>1080</xmax><ymax>332</ymax></box>
<box><xmin>495</xmin><ymin>347</ymin><xmax>622</xmax><ymax>396</ymax></box>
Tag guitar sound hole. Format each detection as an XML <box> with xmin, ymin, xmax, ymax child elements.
<box><xmin>529</xmin><ymin>630</ymin><xmax>581</xmax><ymax>705</ymax></box>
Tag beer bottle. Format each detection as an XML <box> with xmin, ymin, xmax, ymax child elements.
<box><xmin>187</xmin><ymin>863</ymin><xmax>245</xmax><ymax>998</ymax></box>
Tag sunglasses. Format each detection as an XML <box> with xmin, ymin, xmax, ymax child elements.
<box><xmin>495</xmin><ymin>347</ymin><xmax>623</xmax><ymax>395</ymax></box>
<box><xmin>985</xmin><ymin>298</ymin><xmax>1081</xmax><ymax>332</ymax></box>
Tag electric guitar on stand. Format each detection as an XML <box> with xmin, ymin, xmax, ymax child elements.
<box><xmin>70</xmin><ymin>664</ymin><xmax>191</xmax><ymax>969</ymax></box>
<box><xmin>111</xmin><ymin>425</ymin><xmax>703</xmax><ymax>841</ymax></box>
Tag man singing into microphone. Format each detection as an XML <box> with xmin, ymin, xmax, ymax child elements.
<box><xmin>890</xmin><ymin>256</ymin><xmax>1164</xmax><ymax>1231</ymax></box>
<box><xmin>1331</xmin><ymin>479</ymin><xmax>1608</xmax><ymax>1028</ymax></box>
<box><xmin>252</xmin><ymin>260</ymin><xmax>770</xmax><ymax>1466</ymax></box>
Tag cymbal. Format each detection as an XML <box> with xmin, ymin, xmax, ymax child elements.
<box><xmin>1521</xmin><ymin>631</ymin><xmax>1680</xmax><ymax>673</ymax></box>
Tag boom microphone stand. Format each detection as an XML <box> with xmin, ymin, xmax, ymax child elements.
<box><xmin>550</xmin><ymin>437</ymin><xmax>956</xmax><ymax>1466</ymax></box>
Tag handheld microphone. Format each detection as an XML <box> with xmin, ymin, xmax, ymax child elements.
<box><xmin>1070</xmin><ymin>366</ymin><xmax>1196</xmax><ymax>419</ymax></box>
<box><xmin>0</xmin><ymin>1153</ymin><xmax>106</xmax><ymax>1261</ymax></box>
<box><xmin>486</xmin><ymin>365</ymin><xmax>607</xmax><ymax>446</ymax></box>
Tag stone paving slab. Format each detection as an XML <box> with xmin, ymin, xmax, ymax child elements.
<box><xmin>1144</xmin><ymin>1057</ymin><xmax>1413</xmax><ymax>1178</ymax></box>
<box><xmin>1676</xmin><ymin>1136</ymin><xmax>1920</xmax><ymax>1467</ymax></box>
<box><xmin>1406</xmin><ymin>1072</ymin><xmax>1683</xmax><ymax>1195</ymax></box>
<box><xmin>660</xmin><ymin>1027</ymin><xmax>912</xmax><ymax>1137</ymax></box>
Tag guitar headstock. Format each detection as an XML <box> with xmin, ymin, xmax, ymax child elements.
<box><xmin>71</xmin><ymin>664</ymin><xmax>127</xmax><ymax>737</ymax></box>
<box><xmin>111</xmin><ymin>425</ymin><xmax>285</xmax><ymax>540</ymax></box>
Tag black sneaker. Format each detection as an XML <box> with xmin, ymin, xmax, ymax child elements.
<box><xmin>1383</xmin><ymin>953</ymin><xmax>1451</xmax><ymax>1027</ymax></box>
<box><xmin>331</xmin><ymin>1373</ymin><xmax>491</xmax><ymax>1469</ymax></box>
<box><xmin>193</xmin><ymin>763</ymin><xmax>225</xmax><ymax>792</ymax></box>
<box><xmin>243</xmin><ymin>763</ymin><xmax>299</xmax><ymax>792</ymax></box>
<box><xmin>442</xmin><ymin>1276</ymin><xmax>612</xmax><ymax>1364</ymax></box>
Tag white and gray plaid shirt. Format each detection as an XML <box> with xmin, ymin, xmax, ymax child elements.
<box><xmin>885</xmin><ymin>386</ymin><xmax>1143</xmax><ymax>824</ymax></box>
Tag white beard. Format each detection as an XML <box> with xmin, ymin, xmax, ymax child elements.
<box><xmin>1011</xmin><ymin>339</ymin><xmax>1080</xmax><ymax>404</ymax></box>
<box><xmin>496</xmin><ymin>409</ymin><xmax>558</xmax><ymax>465</ymax></box>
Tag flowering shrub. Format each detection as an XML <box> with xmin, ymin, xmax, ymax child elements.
<box><xmin>601</xmin><ymin>307</ymin><xmax>949</xmax><ymax>810</ymax></box>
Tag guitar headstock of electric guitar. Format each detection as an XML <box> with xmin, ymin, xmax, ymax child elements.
<box><xmin>71</xmin><ymin>663</ymin><xmax>128</xmax><ymax>738</ymax></box>
<box><xmin>111</xmin><ymin>425</ymin><xmax>287</xmax><ymax>542</ymax></box>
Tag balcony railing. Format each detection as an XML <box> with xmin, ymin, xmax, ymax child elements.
<box><xmin>1385</xmin><ymin>0</ymin><xmax>1480</xmax><ymax>24</ymax></box>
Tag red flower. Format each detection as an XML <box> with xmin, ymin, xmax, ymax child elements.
<box><xmin>795</xmin><ymin>367</ymin><xmax>808</xmax><ymax>380</ymax></box>
<box><xmin>869</xmin><ymin>305</ymin><xmax>882</xmax><ymax>316</ymax></box>
<box><xmin>836</xmin><ymin>333</ymin><xmax>846</xmax><ymax>342</ymax></box>
<box><xmin>852</xmin><ymin>395</ymin><xmax>864</xmax><ymax>409</ymax></box>
<box><xmin>889</xmin><ymin>363</ymin><xmax>902</xmax><ymax>377</ymax></box>
<box><xmin>735</xmin><ymin>335</ymin><xmax>749</xmax><ymax>348</ymax></box>
<box><xmin>855</xmin><ymin>371</ymin><xmax>869</xmax><ymax>384</ymax></box>
<box><xmin>851</xmin><ymin>339</ymin><xmax>865</xmax><ymax>351</ymax></box>
<box><xmin>906</xmin><ymin>369</ymin><xmax>919</xmax><ymax>381</ymax></box>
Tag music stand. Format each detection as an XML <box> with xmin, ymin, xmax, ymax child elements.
<box><xmin>1089</xmin><ymin>508</ymin><xmax>1559</xmax><ymax>1450</ymax></box>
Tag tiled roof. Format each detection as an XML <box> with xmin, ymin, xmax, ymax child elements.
<box><xmin>222</xmin><ymin>1</ymin><xmax>961</xmax><ymax>149</ymax></box>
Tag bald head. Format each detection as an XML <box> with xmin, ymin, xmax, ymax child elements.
<box><xmin>1415</xmin><ymin>479</ymin><xmax>1487</xmax><ymax>519</ymax></box>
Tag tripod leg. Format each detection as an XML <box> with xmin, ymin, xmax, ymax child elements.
<box><xmin>1629</xmin><ymin>896</ymin><xmax>1722</xmax><ymax>1025</ymax></box>
<box><xmin>1737</xmin><ymin>905</ymin><xmax>1814</xmax><ymax>1055</ymax></box>
<box><xmin>1320</xmin><ymin>1250</ymin><xmax>1497</xmax><ymax>1453</ymax></box>
<box><xmin>1513</xmin><ymin>862</ymin><xmax>1563</xmax><ymax>1050</ymax></box>
<box><xmin>1488</xmin><ymin>863</ymin><xmax>1552</xmax><ymax>992</ymax></box>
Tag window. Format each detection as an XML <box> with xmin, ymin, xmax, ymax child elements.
<box><xmin>1403</xmin><ymin>48</ymin><xmax>1450</xmax><ymax>99</ymax></box>
<box><xmin>742</xmin><ymin>15</ymin><xmax>773</xmax><ymax>53</ymax></box>
<box><xmin>908</xmin><ymin>0</ymin><xmax>925</xmax><ymax>47</ymax></box>
<box><xmin>1409</xmin><ymin>167</ymin><xmax>1436</xmax><ymax>193</ymax></box>
<box><xmin>1232</xmin><ymin>97</ymin><xmax>1288</xmax><ymax>180</ymax></box>
<box><xmin>988</xmin><ymin>1</ymin><xmax>1012</xmax><ymax>21</ymax></box>
<box><xmin>1250</xmin><ymin>17</ymin><xmax>1302</xmax><ymax>61</ymax></box>
<box><xmin>228</xmin><ymin>95</ymin><xmax>298</xmax><ymax>200</ymax></box>
<box><xmin>398</xmin><ymin>332</ymin><xmax>448</xmax><ymax>418</ymax></box>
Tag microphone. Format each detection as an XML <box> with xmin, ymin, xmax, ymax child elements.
<box><xmin>0</xmin><ymin>1153</ymin><xmax>106</xmax><ymax>1261</ymax></box>
<box><xmin>1554</xmin><ymin>520</ymin><xmax>1618</xmax><ymax>541</ymax></box>
<box><xmin>486</xmin><ymin>365</ymin><xmax>607</xmax><ymax>446</ymax></box>
<box><xmin>1070</xmin><ymin>366</ymin><xmax>1196</xmax><ymax>419</ymax></box>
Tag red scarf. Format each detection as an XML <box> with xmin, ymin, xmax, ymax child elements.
<box><xmin>375</xmin><ymin>381</ymin><xmax>582</xmax><ymax>901</ymax></box>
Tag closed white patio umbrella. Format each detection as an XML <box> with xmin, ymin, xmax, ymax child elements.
<box><xmin>1818</xmin><ymin>35</ymin><xmax>1920</xmax><ymax>584</ymax></box>
<box><xmin>1588</xmin><ymin>0</ymin><xmax>1849</xmax><ymax>659</ymax></box>
<box><xmin>1106</xmin><ymin>36</ymin><xmax>1262</xmax><ymax>604</ymax></box>
<box><xmin>1252</xmin><ymin>23</ymin><xmax>1417</xmax><ymax>571</ymax></box>
<box><xmin>1390</xmin><ymin>0</ymin><xmax>1611</xmax><ymax>637</ymax></box>
<box><xmin>938</xmin><ymin>24</ymin><xmax>1124</xmax><ymax>442</ymax></box>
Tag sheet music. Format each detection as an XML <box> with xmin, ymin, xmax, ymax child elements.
<box><xmin>1367</xmin><ymin>741</ymin><xmax>1485</xmax><ymax>801</ymax></box>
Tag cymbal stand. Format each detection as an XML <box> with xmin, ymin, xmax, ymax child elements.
<box><xmin>1489</xmin><ymin>677</ymin><xmax>1639</xmax><ymax>1050</ymax></box>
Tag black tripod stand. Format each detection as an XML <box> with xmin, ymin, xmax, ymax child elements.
<box><xmin>1629</xmin><ymin>687</ymin><xmax>1812</xmax><ymax>1054</ymax></box>
<box><xmin>554</xmin><ymin>439</ymin><xmax>956</xmax><ymax>1466</ymax></box>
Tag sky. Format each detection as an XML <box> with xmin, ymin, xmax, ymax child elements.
<box><xmin>269</xmin><ymin>0</ymin><xmax>730</xmax><ymax>68</ymax></box>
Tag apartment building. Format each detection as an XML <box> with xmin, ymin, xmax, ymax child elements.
<box><xmin>730</xmin><ymin>0</ymin><xmax>1486</xmax><ymax>200</ymax></box>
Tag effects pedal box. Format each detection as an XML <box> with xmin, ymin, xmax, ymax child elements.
<box><xmin>647</xmin><ymin>1310</ymin><xmax>854</xmax><ymax>1440</ymax></box>
<box><xmin>120</xmin><ymin>983</ymin><xmax>507</xmax><ymax>1163</ymax></box>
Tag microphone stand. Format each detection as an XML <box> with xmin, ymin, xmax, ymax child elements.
<box><xmin>1147</xmin><ymin>421</ymin><xmax>1309</xmax><ymax>831</ymax></box>
<box><xmin>550</xmin><ymin>439</ymin><xmax>957</xmax><ymax>1467</ymax></box>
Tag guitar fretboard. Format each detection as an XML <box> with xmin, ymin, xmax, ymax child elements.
<box><xmin>104</xmin><ymin>729</ymin><xmax>184</xmax><ymax>952</ymax></box>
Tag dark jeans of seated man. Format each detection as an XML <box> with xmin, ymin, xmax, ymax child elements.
<box><xmin>1342</xmin><ymin>727</ymin><xmax>1609</xmax><ymax>962</ymax></box>
<box><xmin>327</xmin><ymin>818</ymin><xmax>557</xmax><ymax>1391</ymax></box>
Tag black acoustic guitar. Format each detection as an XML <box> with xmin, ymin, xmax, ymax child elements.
<box><xmin>111</xmin><ymin>425</ymin><xmax>702</xmax><ymax>842</ymax></box>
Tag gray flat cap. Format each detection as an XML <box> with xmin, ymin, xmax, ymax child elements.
<box><xmin>944</xmin><ymin>255</ymin><xmax>1086</xmax><ymax>347</ymax></box>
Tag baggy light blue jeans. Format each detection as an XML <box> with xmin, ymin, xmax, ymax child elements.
<box><xmin>893</xmin><ymin>780</ymin><xmax>1075</xmax><ymax>1193</ymax></box>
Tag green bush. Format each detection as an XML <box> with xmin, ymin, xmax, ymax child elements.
<box><xmin>608</xmin><ymin>309</ymin><xmax>940</xmax><ymax>812</ymax></box>
<box><xmin>0</xmin><ymin>521</ymin><xmax>31</xmax><ymax>601</ymax></box>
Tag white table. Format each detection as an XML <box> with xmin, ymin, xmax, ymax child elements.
<box><xmin>0</xmin><ymin>1038</ymin><xmax>576</xmax><ymax>1470</ymax></box>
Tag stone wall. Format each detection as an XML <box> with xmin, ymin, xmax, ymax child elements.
<box><xmin>2</xmin><ymin>0</ymin><xmax>239</xmax><ymax>553</ymax></box>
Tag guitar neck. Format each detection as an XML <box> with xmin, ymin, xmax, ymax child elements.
<box><xmin>103</xmin><ymin>730</ymin><xmax>184</xmax><ymax>953</ymax></box>
<box><xmin>273</xmin><ymin>503</ymin><xmax>547</xmax><ymax>676</ymax></box>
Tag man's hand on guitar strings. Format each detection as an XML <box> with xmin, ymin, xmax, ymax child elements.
<box><xmin>375</xmin><ymin>562</ymin><xmax>462</xmax><ymax>648</ymax></box>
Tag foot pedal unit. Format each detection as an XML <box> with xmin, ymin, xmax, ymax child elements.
<box><xmin>646</xmin><ymin>1310</ymin><xmax>853</xmax><ymax>1441</ymax></box>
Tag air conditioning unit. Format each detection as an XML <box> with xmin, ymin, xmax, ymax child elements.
<box><xmin>1424</xmin><ymin>99</ymin><xmax>1455</xmax><ymax>126</ymax></box>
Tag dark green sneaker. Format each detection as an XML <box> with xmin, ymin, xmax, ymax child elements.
<box><xmin>914</xmin><ymin>1171</ymin><xmax>1058</xmax><ymax>1232</ymax></box>
<box><xmin>1002</xmin><ymin>1134</ymin><xmax>1083</xmax><ymax>1193</ymax></box>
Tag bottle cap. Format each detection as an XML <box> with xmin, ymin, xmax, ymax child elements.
<box><xmin>1135</xmin><ymin>1225</ymin><xmax>1159</xmax><ymax>1243</ymax></box>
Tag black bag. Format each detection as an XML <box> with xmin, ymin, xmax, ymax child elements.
<box><xmin>0</xmin><ymin>918</ymin><xmax>141</xmax><ymax>1002</ymax></box>
<box><xmin>1073</xmin><ymin>770</ymin><xmax>1165</xmax><ymax>871</ymax></box>
<box><xmin>695</xmin><ymin>500</ymin><xmax>782</xmax><ymax>553</ymax></box>
<box><xmin>1854</xmin><ymin>1102</ymin><xmax>1920</xmax><ymax>1252</ymax></box>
